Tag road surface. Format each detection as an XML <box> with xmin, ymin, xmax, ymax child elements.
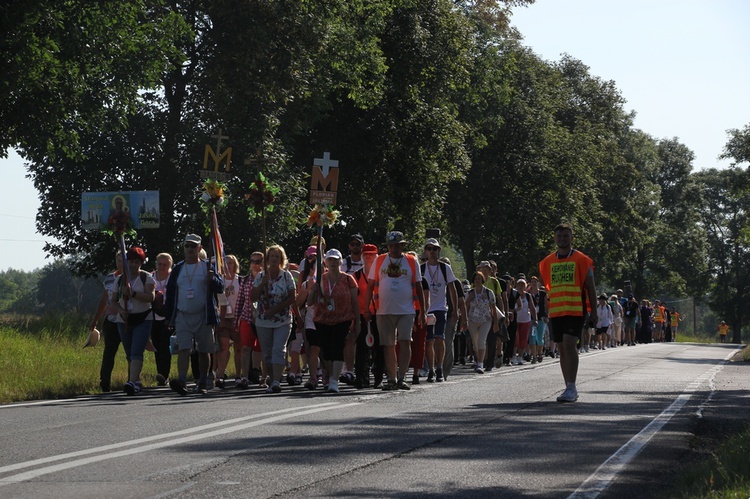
<box><xmin>0</xmin><ymin>342</ymin><xmax>747</xmax><ymax>498</ymax></box>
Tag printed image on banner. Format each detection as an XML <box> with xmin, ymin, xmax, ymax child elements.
<box><xmin>81</xmin><ymin>191</ymin><xmax>160</xmax><ymax>230</ymax></box>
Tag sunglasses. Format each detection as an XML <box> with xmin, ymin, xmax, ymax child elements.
<box><xmin>425</xmin><ymin>246</ymin><xmax>438</xmax><ymax>251</ymax></box>
<box><xmin>184</xmin><ymin>243</ymin><xmax>198</xmax><ymax>249</ymax></box>
<box><xmin>250</xmin><ymin>259</ymin><xmax>263</xmax><ymax>264</ymax></box>
<box><xmin>349</xmin><ymin>241</ymin><xmax>362</xmax><ymax>246</ymax></box>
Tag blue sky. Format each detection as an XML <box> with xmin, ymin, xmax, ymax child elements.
<box><xmin>510</xmin><ymin>0</ymin><xmax>750</xmax><ymax>169</ymax></box>
<box><xmin>2</xmin><ymin>0</ymin><xmax>749</xmax><ymax>272</ymax></box>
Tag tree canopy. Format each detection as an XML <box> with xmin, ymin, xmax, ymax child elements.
<box><xmin>4</xmin><ymin>0</ymin><xmax>749</xmax><ymax>336</ymax></box>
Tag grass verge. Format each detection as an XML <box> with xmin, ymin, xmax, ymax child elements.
<box><xmin>661</xmin><ymin>423</ymin><xmax>750</xmax><ymax>498</ymax></box>
<box><xmin>0</xmin><ymin>314</ymin><xmax>168</xmax><ymax>404</ymax></box>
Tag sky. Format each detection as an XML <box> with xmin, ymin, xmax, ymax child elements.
<box><xmin>1</xmin><ymin>0</ymin><xmax>749</xmax><ymax>272</ymax></box>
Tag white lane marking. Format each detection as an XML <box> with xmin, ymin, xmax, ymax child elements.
<box><xmin>149</xmin><ymin>482</ymin><xmax>196</xmax><ymax>498</ymax></box>
<box><xmin>0</xmin><ymin>402</ymin><xmax>340</xmax><ymax>476</ymax></box>
<box><xmin>0</xmin><ymin>395</ymin><xmax>106</xmax><ymax>409</ymax></box>
<box><xmin>568</xmin><ymin>347</ymin><xmax>741</xmax><ymax>499</ymax></box>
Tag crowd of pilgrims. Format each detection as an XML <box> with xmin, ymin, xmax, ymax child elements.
<box><xmin>90</xmin><ymin>232</ymin><xmax>681</xmax><ymax>396</ymax></box>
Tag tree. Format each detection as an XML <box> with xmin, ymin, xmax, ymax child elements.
<box><xmin>0</xmin><ymin>0</ymin><xmax>187</xmax><ymax>160</ymax></box>
<box><xmin>695</xmin><ymin>167</ymin><xmax>750</xmax><ymax>343</ymax></box>
<box><xmin>721</xmin><ymin>123</ymin><xmax>750</xmax><ymax>167</ymax></box>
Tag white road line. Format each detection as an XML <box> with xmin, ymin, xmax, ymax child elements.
<box><xmin>568</xmin><ymin>347</ymin><xmax>741</xmax><ymax>499</ymax></box>
<box><xmin>0</xmin><ymin>402</ymin><xmax>342</xmax><ymax>477</ymax></box>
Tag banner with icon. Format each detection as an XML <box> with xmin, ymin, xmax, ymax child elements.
<box><xmin>81</xmin><ymin>191</ymin><xmax>160</xmax><ymax>230</ymax></box>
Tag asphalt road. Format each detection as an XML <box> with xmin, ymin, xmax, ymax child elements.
<box><xmin>0</xmin><ymin>342</ymin><xmax>747</xmax><ymax>498</ymax></box>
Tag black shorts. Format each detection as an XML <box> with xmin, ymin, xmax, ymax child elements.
<box><xmin>550</xmin><ymin>316</ymin><xmax>585</xmax><ymax>343</ymax></box>
<box><xmin>306</xmin><ymin>328</ymin><xmax>322</xmax><ymax>347</ymax></box>
<box><xmin>595</xmin><ymin>326</ymin><xmax>609</xmax><ymax>335</ymax></box>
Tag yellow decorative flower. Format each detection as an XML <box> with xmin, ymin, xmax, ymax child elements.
<box><xmin>306</xmin><ymin>204</ymin><xmax>340</xmax><ymax>228</ymax></box>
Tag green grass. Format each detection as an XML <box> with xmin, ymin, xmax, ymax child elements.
<box><xmin>662</xmin><ymin>425</ymin><xmax>750</xmax><ymax>498</ymax></box>
<box><xmin>676</xmin><ymin>332</ymin><xmax>719</xmax><ymax>344</ymax></box>
<box><xmin>0</xmin><ymin>313</ymin><xmax>168</xmax><ymax>404</ymax></box>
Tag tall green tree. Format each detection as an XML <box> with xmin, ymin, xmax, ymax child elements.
<box><xmin>695</xmin><ymin>167</ymin><xmax>750</xmax><ymax>343</ymax></box>
<box><xmin>1</xmin><ymin>0</ymin><xmax>186</xmax><ymax>159</ymax></box>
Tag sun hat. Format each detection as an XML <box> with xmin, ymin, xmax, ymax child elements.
<box><xmin>424</xmin><ymin>237</ymin><xmax>441</xmax><ymax>249</ymax></box>
<box><xmin>324</xmin><ymin>249</ymin><xmax>343</xmax><ymax>260</ymax></box>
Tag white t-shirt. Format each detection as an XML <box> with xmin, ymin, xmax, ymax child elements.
<box><xmin>342</xmin><ymin>255</ymin><xmax>364</xmax><ymax>274</ymax></box>
<box><xmin>515</xmin><ymin>292</ymin><xmax>532</xmax><ymax>324</ymax></box>
<box><xmin>103</xmin><ymin>272</ymin><xmax>120</xmax><ymax>323</ymax></box>
<box><xmin>596</xmin><ymin>303</ymin><xmax>613</xmax><ymax>328</ymax></box>
<box><xmin>218</xmin><ymin>275</ymin><xmax>239</xmax><ymax>318</ymax></box>
<box><xmin>421</xmin><ymin>262</ymin><xmax>457</xmax><ymax>313</ymax></box>
<box><xmin>116</xmin><ymin>271</ymin><xmax>156</xmax><ymax>322</ymax></box>
<box><xmin>368</xmin><ymin>253</ymin><xmax>421</xmax><ymax>315</ymax></box>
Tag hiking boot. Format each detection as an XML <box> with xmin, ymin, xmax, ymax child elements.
<box><xmin>382</xmin><ymin>379</ymin><xmax>398</xmax><ymax>391</ymax></box>
<box><xmin>396</xmin><ymin>378</ymin><xmax>411</xmax><ymax>390</ymax></box>
<box><xmin>340</xmin><ymin>372</ymin><xmax>355</xmax><ymax>385</ymax></box>
<box><xmin>427</xmin><ymin>370</ymin><xmax>435</xmax><ymax>383</ymax></box>
<box><xmin>169</xmin><ymin>379</ymin><xmax>188</xmax><ymax>396</ymax></box>
<box><xmin>435</xmin><ymin>369</ymin><xmax>443</xmax><ymax>382</ymax></box>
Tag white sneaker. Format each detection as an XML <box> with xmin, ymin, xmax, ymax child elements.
<box><xmin>556</xmin><ymin>386</ymin><xmax>579</xmax><ymax>403</ymax></box>
<box><xmin>327</xmin><ymin>380</ymin><xmax>339</xmax><ymax>393</ymax></box>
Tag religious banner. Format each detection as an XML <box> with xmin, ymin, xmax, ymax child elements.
<box><xmin>81</xmin><ymin>191</ymin><xmax>160</xmax><ymax>230</ymax></box>
<box><xmin>309</xmin><ymin>151</ymin><xmax>339</xmax><ymax>205</ymax></box>
<box><xmin>201</xmin><ymin>128</ymin><xmax>232</xmax><ymax>181</ymax></box>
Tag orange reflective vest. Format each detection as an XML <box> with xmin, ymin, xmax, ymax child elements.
<box><xmin>539</xmin><ymin>249</ymin><xmax>594</xmax><ymax>318</ymax></box>
<box><xmin>671</xmin><ymin>312</ymin><xmax>679</xmax><ymax>328</ymax></box>
<box><xmin>654</xmin><ymin>306</ymin><xmax>665</xmax><ymax>323</ymax></box>
<box><xmin>718</xmin><ymin>324</ymin><xmax>729</xmax><ymax>336</ymax></box>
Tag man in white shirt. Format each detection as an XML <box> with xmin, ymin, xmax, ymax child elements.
<box><xmin>364</xmin><ymin>231</ymin><xmax>426</xmax><ymax>391</ymax></box>
<box><xmin>341</xmin><ymin>233</ymin><xmax>365</xmax><ymax>274</ymax></box>
<box><xmin>421</xmin><ymin>238</ymin><xmax>458</xmax><ymax>382</ymax></box>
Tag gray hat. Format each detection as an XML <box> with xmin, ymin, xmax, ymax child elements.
<box><xmin>184</xmin><ymin>234</ymin><xmax>201</xmax><ymax>245</ymax></box>
<box><xmin>477</xmin><ymin>261</ymin><xmax>491</xmax><ymax>269</ymax></box>
<box><xmin>424</xmin><ymin>237</ymin><xmax>441</xmax><ymax>249</ymax></box>
<box><xmin>385</xmin><ymin>231</ymin><xmax>407</xmax><ymax>245</ymax></box>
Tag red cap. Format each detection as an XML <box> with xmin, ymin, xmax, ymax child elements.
<box><xmin>362</xmin><ymin>244</ymin><xmax>378</xmax><ymax>254</ymax></box>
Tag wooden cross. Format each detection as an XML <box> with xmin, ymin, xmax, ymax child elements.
<box><xmin>211</xmin><ymin>128</ymin><xmax>229</xmax><ymax>154</ymax></box>
<box><xmin>314</xmin><ymin>151</ymin><xmax>339</xmax><ymax>176</ymax></box>
<box><xmin>244</xmin><ymin>148</ymin><xmax>274</xmax><ymax>173</ymax></box>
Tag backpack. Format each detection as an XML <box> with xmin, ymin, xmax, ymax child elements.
<box><xmin>420</xmin><ymin>261</ymin><xmax>448</xmax><ymax>285</ymax></box>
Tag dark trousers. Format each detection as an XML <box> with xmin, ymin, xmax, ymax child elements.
<box><xmin>99</xmin><ymin>319</ymin><xmax>121</xmax><ymax>388</ymax></box>
<box><xmin>503</xmin><ymin>321</ymin><xmax>518</xmax><ymax>363</ymax></box>
<box><xmin>355</xmin><ymin>315</ymin><xmax>385</xmax><ymax>383</ymax></box>
<box><xmin>151</xmin><ymin>319</ymin><xmax>172</xmax><ymax>379</ymax></box>
<box><xmin>485</xmin><ymin>331</ymin><xmax>497</xmax><ymax>367</ymax></box>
